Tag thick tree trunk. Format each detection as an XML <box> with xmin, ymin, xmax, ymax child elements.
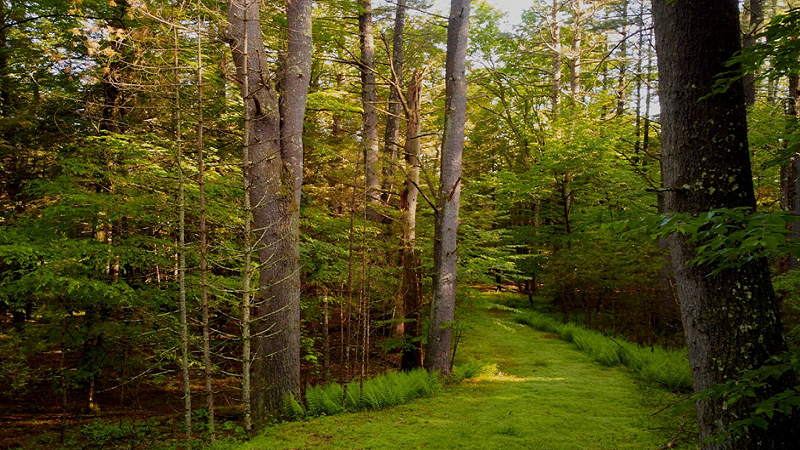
<box><xmin>400</xmin><ymin>71</ymin><xmax>424</xmax><ymax>371</ymax></box>
<box><xmin>382</xmin><ymin>0</ymin><xmax>406</xmax><ymax>204</ymax></box>
<box><xmin>426</xmin><ymin>0</ymin><xmax>471</xmax><ymax>376</ymax></box>
<box><xmin>359</xmin><ymin>0</ymin><xmax>381</xmax><ymax>220</ymax></box>
<box><xmin>227</xmin><ymin>0</ymin><xmax>311</xmax><ymax>424</ymax></box>
<box><xmin>653</xmin><ymin>1</ymin><xmax>798</xmax><ymax>447</ymax></box>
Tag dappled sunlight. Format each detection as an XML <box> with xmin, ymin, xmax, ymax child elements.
<box><xmin>468</xmin><ymin>370</ymin><xmax>566</xmax><ymax>383</ymax></box>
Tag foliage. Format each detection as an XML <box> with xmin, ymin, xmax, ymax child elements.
<box><xmin>283</xmin><ymin>369</ymin><xmax>442</xmax><ymax>419</ymax></box>
<box><xmin>612</xmin><ymin>208</ymin><xmax>800</xmax><ymax>275</ymax></box>
<box><xmin>696</xmin><ymin>351</ymin><xmax>800</xmax><ymax>443</ymax></box>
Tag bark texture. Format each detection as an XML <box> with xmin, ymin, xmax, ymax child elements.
<box><xmin>227</xmin><ymin>0</ymin><xmax>311</xmax><ymax>425</ymax></box>
<box><xmin>426</xmin><ymin>0</ymin><xmax>471</xmax><ymax>376</ymax></box>
<box><xmin>653</xmin><ymin>1</ymin><xmax>798</xmax><ymax>447</ymax></box>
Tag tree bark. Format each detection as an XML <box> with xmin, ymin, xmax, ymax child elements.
<box><xmin>426</xmin><ymin>0</ymin><xmax>471</xmax><ymax>376</ymax></box>
<box><xmin>359</xmin><ymin>0</ymin><xmax>381</xmax><ymax>221</ymax></box>
<box><xmin>400</xmin><ymin>70</ymin><xmax>424</xmax><ymax>371</ymax></box>
<box><xmin>653</xmin><ymin>1</ymin><xmax>798</xmax><ymax>447</ymax></box>
<box><xmin>227</xmin><ymin>0</ymin><xmax>311</xmax><ymax>424</ymax></box>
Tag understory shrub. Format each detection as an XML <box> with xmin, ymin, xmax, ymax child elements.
<box><xmin>284</xmin><ymin>368</ymin><xmax>441</xmax><ymax>419</ymax></box>
<box><xmin>516</xmin><ymin>311</ymin><xmax>692</xmax><ymax>391</ymax></box>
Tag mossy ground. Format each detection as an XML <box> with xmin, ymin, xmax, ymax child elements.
<box><xmin>220</xmin><ymin>293</ymin><xmax>693</xmax><ymax>450</ymax></box>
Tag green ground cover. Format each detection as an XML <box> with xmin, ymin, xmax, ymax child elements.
<box><xmin>218</xmin><ymin>293</ymin><xmax>692</xmax><ymax>450</ymax></box>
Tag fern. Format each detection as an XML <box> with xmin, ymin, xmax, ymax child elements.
<box><xmin>296</xmin><ymin>369</ymin><xmax>442</xmax><ymax>419</ymax></box>
<box><xmin>284</xmin><ymin>393</ymin><xmax>305</xmax><ymax>419</ymax></box>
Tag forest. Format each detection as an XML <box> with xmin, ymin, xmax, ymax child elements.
<box><xmin>2</xmin><ymin>0</ymin><xmax>800</xmax><ymax>448</ymax></box>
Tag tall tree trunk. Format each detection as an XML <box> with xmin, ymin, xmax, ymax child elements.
<box><xmin>196</xmin><ymin>5</ymin><xmax>214</xmax><ymax>441</ymax></box>
<box><xmin>241</xmin><ymin>30</ymin><xmax>254</xmax><ymax>431</ymax></box>
<box><xmin>550</xmin><ymin>0</ymin><xmax>561</xmax><ymax>116</ymax></box>
<box><xmin>382</xmin><ymin>0</ymin><xmax>406</xmax><ymax>204</ymax></box>
<box><xmin>653</xmin><ymin>1</ymin><xmax>798</xmax><ymax>447</ymax></box>
<box><xmin>400</xmin><ymin>70</ymin><xmax>424</xmax><ymax>371</ymax></box>
<box><xmin>173</xmin><ymin>14</ymin><xmax>192</xmax><ymax>443</ymax></box>
<box><xmin>616</xmin><ymin>0</ymin><xmax>629</xmax><ymax>116</ymax></box>
<box><xmin>359</xmin><ymin>0</ymin><xmax>381</xmax><ymax>221</ymax></box>
<box><xmin>426</xmin><ymin>0</ymin><xmax>471</xmax><ymax>376</ymax></box>
<box><xmin>227</xmin><ymin>0</ymin><xmax>311</xmax><ymax>424</ymax></box>
<box><xmin>568</xmin><ymin>0</ymin><xmax>583</xmax><ymax>100</ymax></box>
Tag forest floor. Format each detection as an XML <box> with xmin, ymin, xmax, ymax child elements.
<box><xmin>218</xmin><ymin>293</ymin><xmax>694</xmax><ymax>450</ymax></box>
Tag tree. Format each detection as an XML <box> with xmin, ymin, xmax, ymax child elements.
<box><xmin>426</xmin><ymin>0</ymin><xmax>471</xmax><ymax>376</ymax></box>
<box><xmin>358</xmin><ymin>0</ymin><xmax>381</xmax><ymax>221</ymax></box>
<box><xmin>382</xmin><ymin>0</ymin><xmax>406</xmax><ymax>206</ymax></box>
<box><xmin>226</xmin><ymin>0</ymin><xmax>312</xmax><ymax>423</ymax></box>
<box><xmin>652</xmin><ymin>0</ymin><xmax>799</xmax><ymax>447</ymax></box>
<box><xmin>400</xmin><ymin>70</ymin><xmax>424</xmax><ymax>370</ymax></box>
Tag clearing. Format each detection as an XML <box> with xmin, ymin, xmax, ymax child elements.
<box><xmin>221</xmin><ymin>296</ymin><xmax>689</xmax><ymax>450</ymax></box>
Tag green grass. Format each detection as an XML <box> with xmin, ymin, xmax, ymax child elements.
<box><xmin>217</xmin><ymin>293</ymin><xmax>693</xmax><ymax>450</ymax></box>
<box><xmin>515</xmin><ymin>311</ymin><xmax>693</xmax><ymax>391</ymax></box>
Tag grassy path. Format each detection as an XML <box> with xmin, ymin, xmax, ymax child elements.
<box><xmin>224</xmin><ymin>306</ymin><xmax>682</xmax><ymax>450</ymax></box>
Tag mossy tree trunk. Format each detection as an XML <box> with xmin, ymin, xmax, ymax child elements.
<box><xmin>653</xmin><ymin>0</ymin><xmax>799</xmax><ymax>447</ymax></box>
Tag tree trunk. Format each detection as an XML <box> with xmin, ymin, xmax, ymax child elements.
<box><xmin>227</xmin><ymin>0</ymin><xmax>311</xmax><ymax>424</ymax></box>
<box><xmin>653</xmin><ymin>1</ymin><xmax>798</xmax><ymax>447</ymax></box>
<box><xmin>742</xmin><ymin>0</ymin><xmax>763</xmax><ymax>106</ymax></box>
<box><xmin>616</xmin><ymin>0</ymin><xmax>629</xmax><ymax>116</ymax></box>
<box><xmin>381</xmin><ymin>0</ymin><xmax>406</xmax><ymax>204</ymax></box>
<box><xmin>400</xmin><ymin>70</ymin><xmax>424</xmax><ymax>371</ymax></box>
<box><xmin>550</xmin><ymin>0</ymin><xmax>561</xmax><ymax>116</ymax></box>
<box><xmin>568</xmin><ymin>0</ymin><xmax>583</xmax><ymax>100</ymax></box>
<box><xmin>359</xmin><ymin>0</ymin><xmax>381</xmax><ymax>221</ymax></box>
<box><xmin>196</xmin><ymin>8</ymin><xmax>214</xmax><ymax>441</ymax></box>
<box><xmin>426</xmin><ymin>0</ymin><xmax>471</xmax><ymax>376</ymax></box>
<box><xmin>173</xmin><ymin>16</ymin><xmax>192</xmax><ymax>443</ymax></box>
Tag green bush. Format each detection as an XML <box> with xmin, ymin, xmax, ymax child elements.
<box><xmin>284</xmin><ymin>368</ymin><xmax>441</xmax><ymax>419</ymax></box>
<box><xmin>515</xmin><ymin>312</ymin><xmax>692</xmax><ymax>391</ymax></box>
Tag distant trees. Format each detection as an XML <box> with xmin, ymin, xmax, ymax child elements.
<box><xmin>653</xmin><ymin>0</ymin><xmax>799</xmax><ymax>447</ymax></box>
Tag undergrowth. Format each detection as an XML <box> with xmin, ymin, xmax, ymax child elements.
<box><xmin>515</xmin><ymin>311</ymin><xmax>692</xmax><ymax>391</ymax></box>
<box><xmin>284</xmin><ymin>368</ymin><xmax>441</xmax><ymax>419</ymax></box>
